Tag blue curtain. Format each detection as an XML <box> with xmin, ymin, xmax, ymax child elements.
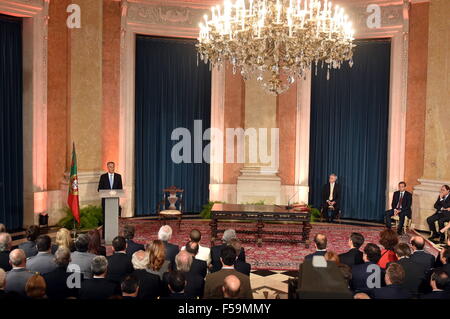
<box><xmin>0</xmin><ymin>15</ymin><xmax>23</xmax><ymax>230</ymax></box>
<box><xmin>309</xmin><ymin>39</ymin><xmax>391</xmax><ymax>221</ymax></box>
<box><xmin>135</xmin><ymin>36</ymin><xmax>211</xmax><ymax>216</ymax></box>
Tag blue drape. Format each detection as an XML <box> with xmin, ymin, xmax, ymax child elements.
<box><xmin>135</xmin><ymin>36</ymin><xmax>211</xmax><ymax>215</ymax></box>
<box><xmin>309</xmin><ymin>39</ymin><xmax>391</xmax><ymax>221</ymax></box>
<box><xmin>0</xmin><ymin>15</ymin><xmax>23</xmax><ymax>230</ymax></box>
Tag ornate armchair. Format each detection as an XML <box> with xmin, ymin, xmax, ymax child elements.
<box><xmin>156</xmin><ymin>186</ymin><xmax>184</xmax><ymax>229</ymax></box>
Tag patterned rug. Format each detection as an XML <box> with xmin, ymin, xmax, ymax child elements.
<box><xmin>119</xmin><ymin>218</ymin><xmax>438</xmax><ymax>271</ymax></box>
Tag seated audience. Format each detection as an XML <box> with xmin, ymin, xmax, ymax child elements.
<box><xmin>123</xmin><ymin>225</ymin><xmax>144</xmax><ymax>257</ymax></box>
<box><xmin>421</xmin><ymin>269</ymin><xmax>450</xmax><ymax>299</ymax></box>
<box><xmin>170</xmin><ymin>250</ymin><xmax>204</xmax><ymax>298</ymax></box>
<box><xmin>434</xmin><ymin>230</ymin><xmax>450</xmax><ymax>268</ymax></box>
<box><xmin>222</xmin><ymin>275</ymin><xmax>241</xmax><ymax>299</ymax></box>
<box><xmin>410</xmin><ymin>236</ymin><xmax>435</xmax><ymax>270</ymax></box>
<box><xmin>87</xmin><ymin>229</ymin><xmax>106</xmax><ymax>256</ymax></box>
<box><xmin>106</xmin><ymin>236</ymin><xmax>133</xmax><ymax>284</ymax></box>
<box><xmin>5</xmin><ymin>249</ymin><xmax>36</xmax><ymax>296</ymax></box>
<box><xmin>229</xmin><ymin>239</ymin><xmax>251</xmax><ymax>276</ymax></box>
<box><xmin>43</xmin><ymin>247</ymin><xmax>78</xmax><ymax>299</ymax></box>
<box><xmin>371</xmin><ymin>263</ymin><xmax>411</xmax><ymax>299</ymax></box>
<box><xmin>51</xmin><ymin>228</ymin><xmax>75</xmax><ymax>254</ymax></box>
<box><xmin>131</xmin><ymin>250</ymin><xmax>162</xmax><ymax>299</ymax></box>
<box><xmin>79</xmin><ymin>256</ymin><xmax>120</xmax><ymax>299</ymax></box>
<box><xmin>0</xmin><ymin>232</ymin><xmax>12</xmax><ymax>271</ymax></box>
<box><xmin>27</xmin><ymin>235</ymin><xmax>57</xmax><ymax>275</ymax></box>
<box><xmin>181</xmin><ymin>229</ymin><xmax>211</xmax><ymax>265</ymax></box>
<box><xmin>18</xmin><ymin>225</ymin><xmax>39</xmax><ymax>258</ymax></box>
<box><xmin>211</xmin><ymin>229</ymin><xmax>245</xmax><ymax>273</ymax></box>
<box><xmin>324</xmin><ymin>251</ymin><xmax>352</xmax><ymax>283</ymax></box>
<box><xmin>121</xmin><ymin>275</ymin><xmax>140</xmax><ymax>299</ymax></box>
<box><xmin>162</xmin><ymin>270</ymin><xmax>190</xmax><ymax>299</ymax></box>
<box><xmin>25</xmin><ymin>274</ymin><xmax>47</xmax><ymax>299</ymax></box>
<box><xmin>378</xmin><ymin>229</ymin><xmax>398</xmax><ymax>269</ymax></box>
<box><xmin>146</xmin><ymin>240</ymin><xmax>170</xmax><ymax>279</ymax></box>
<box><xmin>158</xmin><ymin>225</ymin><xmax>179</xmax><ymax>271</ymax></box>
<box><xmin>350</xmin><ymin>243</ymin><xmax>383</xmax><ymax>293</ymax></box>
<box><xmin>204</xmin><ymin>246</ymin><xmax>252</xmax><ymax>299</ymax></box>
<box><xmin>304</xmin><ymin>234</ymin><xmax>327</xmax><ymax>260</ymax></box>
<box><xmin>339</xmin><ymin>232</ymin><xmax>364</xmax><ymax>267</ymax></box>
<box><xmin>69</xmin><ymin>234</ymin><xmax>96</xmax><ymax>279</ymax></box>
<box><xmin>185</xmin><ymin>241</ymin><xmax>207</xmax><ymax>278</ymax></box>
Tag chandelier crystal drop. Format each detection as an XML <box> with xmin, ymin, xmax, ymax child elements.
<box><xmin>197</xmin><ymin>0</ymin><xmax>355</xmax><ymax>95</ymax></box>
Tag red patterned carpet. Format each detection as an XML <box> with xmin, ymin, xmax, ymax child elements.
<box><xmin>119</xmin><ymin>218</ymin><xmax>437</xmax><ymax>271</ymax></box>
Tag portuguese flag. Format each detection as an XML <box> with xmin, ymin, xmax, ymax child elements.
<box><xmin>68</xmin><ymin>143</ymin><xmax>80</xmax><ymax>223</ymax></box>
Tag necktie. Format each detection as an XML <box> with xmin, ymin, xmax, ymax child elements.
<box><xmin>397</xmin><ymin>193</ymin><xmax>403</xmax><ymax>209</ymax></box>
<box><xmin>109</xmin><ymin>174</ymin><xmax>113</xmax><ymax>189</ymax></box>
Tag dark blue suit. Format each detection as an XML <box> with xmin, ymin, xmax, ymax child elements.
<box><xmin>126</xmin><ymin>239</ymin><xmax>145</xmax><ymax>257</ymax></box>
<box><xmin>371</xmin><ymin>284</ymin><xmax>412</xmax><ymax>299</ymax></box>
<box><xmin>351</xmin><ymin>262</ymin><xmax>384</xmax><ymax>293</ymax></box>
<box><xmin>304</xmin><ymin>250</ymin><xmax>327</xmax><ymax>260</ymax></box>
<box><xmin>163</xmin><ymin>241</ymin><xmax>179</xmax><ymax>271</ymax></box>
<box><xmin>385</xmin><ymin>190</ymin><xmax>412</xmax><ymax>232</ymax></box>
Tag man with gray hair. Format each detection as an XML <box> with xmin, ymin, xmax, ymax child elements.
<box><xmin>43</xmin><ymin>247</ymin><xmax>77</xmax><ymax>299</ymax></box>
<box><xmin>79</xmin><ymin>256</ymin><xmax>120</xmax><ymax>299</ymax></box>
<box><xmin>0</xmin><ymin>232</ymin><xmax>12</xmax><ymax>271</ymax></box>
<box><xmin>168</xmin><ymin>250</ymin><xmax>204</xmax><ymax>298</ymax></box>
<box><xmin>210</xmin><ymin>229</ymin><xmax>246</xmax><ymax>273</ymax></box>
<box><xmin>5</xmin><ymin>249</ymin><xmax>36</xmax><ymax>296</ymax></box>
<box><xmin>158</xmin><ymin>225</ymin><xmax>179</xmax><ymax>271</ymax></box>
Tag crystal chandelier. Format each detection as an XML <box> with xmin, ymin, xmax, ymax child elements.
<box><xmin>197</xmin><ymin>0</ymin><xmax>355</xmax><ymax>95</ymax></box>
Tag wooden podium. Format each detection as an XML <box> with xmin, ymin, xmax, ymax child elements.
<box><xmin>99</xmin><ymin>190</ymin><xmax>125</xmax><ymax>244</ymax></box>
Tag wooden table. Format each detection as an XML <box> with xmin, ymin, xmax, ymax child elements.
<box><xmin>210</xmin><ymin>203</ymin><xmax>312</xmax><ymax>248</ymax></box>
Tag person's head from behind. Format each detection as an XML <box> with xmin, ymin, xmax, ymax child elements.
<box><xmin>394</xmin><ymin>243</ymin><xmax>411</xmax><ymax>259</ymax></box>
<box><xmin>107</xmin><ymin>161</ymin><xmax>115</xmax><ymax>174</ymax></box>
<box><xmin>385</xmin><ymin>263</ymin><xmax>405</xmax><ymax>285</ymax></box>
<box><xmin>398</xmin><ymin>181</ymin><xmax>407</xmax><ymax>192</ymax></box>
<box><xmin>220</xmin><ymin>246</ymin><xmax>237</xmax><ymax>267</ymax></box>
<box><xmin>75</xmin><ymin>234</ymin><xmax>90</xmax><ymax>253</ymax></box>
<box><xmin>36</xmin><ymin>235</ymin><xmax>52</xmax><ymax>252</ymax></box>
<box><xmin>0</xmin><ymin>232</ymin><xmax>12</xmax><ymax>252</ymax></box>
<box><xmin>175</xmin><ymin>250</ymin><xmax>193</xmax><ymax>273</ymax></box>
<box><xmin>25</xmin><ymin>275</ymin><xmax>46</xmax><ymax>299</ymax></box>
<box><xmin>189</xmin><ymin>229</ymin><xmax>202</xmax><ymax>243</ymax></box>
<box><xmin>167</xmin><ymin>270</ymin><xmax>186</xmax><ymax>294</ymax></box>
<box><xmin>185</xmin><ymin>241</ymin><xmax>199</xmax><ymax>256</ymax></box>
<box><xmin>329</xmin><ymin>173</ymin><xmax>337</xmax><ymax>184</ymax></box>
<box><xmin>146</xmin><ymin>240</ymin><xmax>165</xmax><ymax>271</ymax></box>
<box><xmin>441</xmin><ymin>248</ymin><xmax>450</xmax><ymax>265</ymax></box>
<box><xmin>55</xmin><ymin>228</ymin><xmax>72</xmax><ymax>250</ymax></box>
<box><xmin>112</xmin><ymin>236</ymin><xmax>127</xmax><ymax>252</ymax></box>
<box><xmin>123</xmin><ymin>225</ymin><xmax>136</xmax><ymax>240</ymax></box>
<box><xmin>121</xmin><ymin>275</ymin><xmax>139</xmax><ymax>297</ymax></box>
<box><xmin>354</xmin><ymin>293</ymin><xmax>371</xmax><ymax>299</ymax></box>
<box><xmin>324</xmin><ymin>251</ymin><xmax>340</xmax><ymax>264</ymax></box>
<box><xmin>222</xmin><ymin>275</ymin><xmax>241</xmax><ymax>299</ymax></box>
<box><xmin>132</xmin><ymin>250</ymin><xmax>149</xmax><ymax>270</ymax></box>
<box><xmin>158</xmin><ymin>225</ymin><xmax>172</xmax><ymax>242</ymax></box>
<box><xmin>91</xmin><ymin>256</ymin><xmax>108</xmax><ymax>277</ymax></box>
<box><xmin>440</xmin><ymin>185</ymin><xmax>450</xmax><ymax>197</ymax></box>
<box><xmin>430</xmin><ymin>269</ymin><xmax>449</xmax><ymax>291</ymax></box>
<box><xmin>349</xmin><ymin>232</ymin><xmax>364</xmax><ymax>250</ymax></box>
<box><xmin>379</xmin><ymin>229</ymin><xmax>398</xmax><ymax>250</ymax></box>
<box><xmin>222</xmin><ymin>229</ymin><xmax>237</xmax><ymax>244</ymax></box>
<box><xmin>410</xmin><ymin>236</ymin><xmax>425</xmax><ymax>251</ymax></box>
<box><xmin>54</xmin><ymin>247</ymin><xmax>71</xmax><ymax>268</ymax></box>
<box><xmin>9</xmin><ymin>249</ymin><xmax>26</xmax><ymax>268</ymax></box>
<box><xmin>314</xmin><ymin>233</ymin><xmax>327</xmax><ymax>250</ymax></box>
<box><xmin>87</xmin><ymin>229</ymin><xmax>102</xmax><ymax>254</ymax></box>
<box><xmin>228</xmin><ymin>238</ymin><xmax>242</xmax><ymax>257</ymax></box>
<box><xmin>363</xmin><ymin>243</ymin><xmax>382</xmax><ymax>263</ymax></box>
<box><xmin>0</xmin><ymin>224</ymin><xmax>5</xmax><ymax>233</ymax></box>
<box><xmin>26</xmin><ymin>225</ymin><xmax>40</xmax><ymax>242</ymax></box>
<box><xmin>0</xmin><ymin>268</ymin><xmax>5</xmax><ymax>290</ymax></box>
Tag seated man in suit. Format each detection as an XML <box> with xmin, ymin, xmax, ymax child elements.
<box><xmin>229</xmin><ymin>239</ymin><xmax>251</xmax><ymax>276</ymax></box>
<box><xmin>210</xmin><ymin>229</ymin><xmax>245</xmax><ymax>273</ymax></box>
<box><xmin>158</xmin><ymin>225</ymin><xmax>179</xmax><ymax>271</ymax></box>
<box><xmin>168</xmin><ymin>250</ymin><xmax>204</xmax><ymax>298</ymax></box>
<box><xmin>43</xmin><ymin>247</ymin><xmax>78</xmax><ymax>299</ymax></box>
<box><xmin>385</xmin><ymin>181</ymin><xmax>413</xmax><ymax>235</ymax></box>
<box><xmin>427</xmin><ymin>185</ymin><xmax>450</xmax><ymax>242</ymax></box>
<box><xmin>162</xmin><ymin>271</ymin><xmax>190</xmax><ymax>299</ymax></box>
<box><xmin>0</xmin><ymin>232</ymin><xmax>12</xmax><ymax>272</ymax></box>
<box><xmin>181</xmin><ymin>229</ymin><xmax>211</xmax><ymax>266</ymax></box>
<box><xmin>123</xmin><ymin>225</ymin><xmax>144</xmax><ymax>257</ymax></box>
<box><xmin>131</xmin><ymin>250</ymin><xmax>162</xmax><ymax>300</ymax></box>
<box><xmin>18</xmin><ymin>226</ymin><xmax>39</xmax><ymax>258</ymax></box>
<box><xmin>409</xmin><ymin>236</ymin><xmax>435</xmax><ymax>271</ymax></box>
<box><xmin>350</xmin><ymin>243</ymin><xmax>383</xmax><ymax>293</ymax></box>
<box><xmin>304</xmin><ymin>234</ymin><xmax>327</xmax><ymax>260</ymax></box>
<box><xmin>339</xmin><ymin>232</ymin><xmax>364</xmax><ymax>268</ymax></box>
<box><xmin>321</xmin><ymin>174</ymin><xmax>341</xmax><ymax>223</ymax></box>
<box><xmin>97</xmin><ymin>161</ymin><xmax>123</xmax><ymax>229</ymax></box>
<box><xmin>79</xmin><ymin>256</ymin><xmax>120</xmax><ymax>299</ymax></box>
<box><xmin>222</xmin><ymin>275</ymin><xmax>241</xmax><ymax>299</ymax></box>
<box><xmin>371</xmin><ymin>263</ymin><xmax>411</xmax><ymax>299</ymax></box>
<box><xmin>27</xmin><ymin>235</ymin><xmax>57</xmax><ymax>275</ymax></box>
<box><xmin>421</xmin><ymin>269</ymin><xmax>450</xmax><ymax>299</ymax></box>
<box><xmin>121</xmin><ymin>275</ymin><xmax>140</xmax><ymax>299</ymax></box>
<box><xmin>439</xmin><ymin>248</ymin><xmax>450</xmax><ymax>280</ymax></box>
<box><xmin>5</xmin><ymin>249</ymin><xmax>36</xmax><ymax>297</ymax></box>
<box><xmin>185</xmin><ymin>241</ymin><xmax>207</xmax><ymax>278</ymax></box>
<box><xmin>106</xmin><ymin>236</ymin><xmax>133</xmax><ymax>284</ymax></box>
<box><xmin>69</xmin><ymin>234</ymin><xmax>96</xmax><ymax>279</ymax></box>
<box><xmin>204</xmin><ymin>246</ymin><xmax>253</xmax><ymax>299</ymax></box>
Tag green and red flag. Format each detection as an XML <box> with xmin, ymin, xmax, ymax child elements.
<box><xmin>68</xmin><ymin>143</ymin><xmax>80</xmax><ymax>223</ymax></box>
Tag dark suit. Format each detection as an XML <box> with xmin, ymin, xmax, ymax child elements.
<box><xmin>204</xmin><ymin>268</ymin><xmax>253</xmax><ymax>299</ymax></box>
<box><xmin>0</xmin><ymin>250</ymin><xmax>12</xmax><ymax>271</ymax></box>
<box><xmin>126</xmin><ymin>239</ymin><xmax>144</xmax><ymax>257</ymax></box>
<box><xmin>190</xmin><ymin>258</ymin><xmax>207</xmax><ymax>278</ymax></box>
<box><xmin>106</xmin><ymin>252</ymin><xmax>133</xmax><ymax>284</ymax></box>
<box><xmin>210</xmin><ymin>244</ymin><xmax>246</xmax><ymax>273</ymax></box>
<box><xmin>421</xmin><ymin>290</ymin><xmax>450</xmax><ymax>299</ymax></box>
<box><xmin>162</xmin><ymin>241</ymin><xmax>179</xmax><ymax>271</ymax></box>
<box><xmin>304</xmin><ymin>250</ymin><xmax>327</xmax><ymax>260</ymax></box>
<box><xmin>339</xmin><ymin>248</ymin><xmax>364</xmax><ymax>268</ymax></box>
<box><xmin>18</xmin><ymin>241</ymin><xmax>38</xmax><ymax>258</ymax></box>
<box><xmin>235</xmin><ymin>260</ymin><xmax>251</xmax><ymax>276</ymax></box>
<box><xmin>371</xmin><ymin>284</ymin><xmax>412</xmax><ymax>299</ymax></box>
<box><xmin>410</xmin><ymin>250</ymin><xmax>435</xmax><ymax>271</ymax></box>
<box><xmin>161</xmin><ymin>292</ymin><xmax>193</xmax><ymax>299</ymax></box>
<box><xmin>132</xmin><ymin>269</ymin><xmax>162</xmax><ymax>300</ymax></box>
<box><xmin>427</xmin><ymin>195</ymin><xmax>450</xmax><ymax>238</ymax></box>
<box><xmin>162</xmin><ymin>271</ymin><xmax>204</xmax><ymax>299</ymax></box>
<box><xmin>392</xmin><ymin>258</ymin><xmax>427</xmax><ymax>295</ymax></box>
<box><xmin>79</xmin><ymin>277</ymin><xmax>120</xmax><ymax>300</ymax></box>
<box><xmin>43</xmin><ymin>266</ymin><xmax>78</xmax><ymax>299</ymax></box>
<box><xmin>98</xmin><ymin>172</ymin><xmax>123</xmax><ymax>225</ymax></box>
<box><xmin>321</xmin><ymin>182</ymin><xmax>341</xmax><ymax>222</ymax></box>
<box><xmin>350</xmin><ymin>262</ymin><xmax>384</xmax><ymax>293</ymax></box>
<box><xmin>385</xmin><ymin>190</ymin><xmax>413</xmax><ymax>232</ymax></box>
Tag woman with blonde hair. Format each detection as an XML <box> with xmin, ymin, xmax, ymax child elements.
<box><xmin>51</xmin><ymin>228</ymin><xmax>75</xmax><ymax>254</ymax></box>
<box><xmin>146</xmin><ymin>240</ymin><xmax>169</xmax><ymax>279</ymax></box>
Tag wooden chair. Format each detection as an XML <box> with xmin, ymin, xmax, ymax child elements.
<box><xmin>156</xmin><ymin>186</ymin><xmax>184</xmax><ymax>229</ymax></box>
<box><xmin>391</xmin><ymin>215</ymin><xmax>412</xmax><ymax>232</ymax></box>
<box><xmin>320</xmin><ymin>207</ymin><xmax>342</xmax><ymax>223</ymax></box>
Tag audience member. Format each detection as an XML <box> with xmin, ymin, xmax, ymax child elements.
<box><xmin>0</xmin><ymin>268</ymin><xmax>10</xmax><ymax>299</ymax></box>
<box><xmin>87</xmin><ymin>229</ymin><xmax>106</xmax><ymax>256</ymax></box>
<box><xmin>79</xmin><ymin>256</ymin><xmax>120</xmax><ymax>299</ymax></box>
<box><xmin>0</xmin><ymin>224</ymin><xmax>5</xmax><ymax>233</ymax></box>
<box><xmin>434</xmin><ymin>230</ymin><xmax>450</xmax><ymax>268</ymax></box>
<box><xmin>378</xmin><ymin>229</ymin><xmax>398</xmax><ymax>269</ymax></box>
<box><xmin>421</xmin><ymin>269</ymin><xmax>450</xmax><ymax>299</ymax></box>
<box><xmin>131</xmin><ymin>250</ymin><xmax>161</xmax><ymax>299</ymax></box>
<box><xmin>163</xmin><ymin>270</ymin><xmax>189</xmax><ymax>299</ymax></box>
<box><xmin>410</xmin><ymin>236</ymin><xmax>435</xmax><ymax>270</ymax></box>
<box><xmin>440</xmin><ymin>248</ymin><xmax>450</xmax><ymax>276</ymax></box>
<box><xmin>324</xmin><ymin>251</ymin><xmax>352</xmax><ymax>283</ymax></box>
<box><xmin>181</xmin><ymin>229</ymin><xmax>211</xmax><ymax>265</ymax></box>
<box><xmin>353</xmin><ymin>292</ymin><xmax>371</xmax><ymax>299</ymax></box>
<box><xmin>51</xmin><ymin>228</ymin><xmax>75</xmax><ymax>254</ymax></box>
<box><xmin>43</xmin><ymin>247</ymin><xmax>78</xmax><ymax>299</ymax></box>
<box><xmin>69</xmin><ymin>234</ymin><xmax>96</xmax><ymax>279</ymax></box>
<box><xmin>371</xmin><ymin>263</ymin><xmax>411</xmax><ymax>299</ymax></box>
<box><xmin>170</xmin><ymin>250</ymin><xmax>204</xmax><ymax>298</ymax></box>
<box><xmin>222</xmin><ymin>275</ymin><xmax>241</xmax><ymax>299</ymax></box>
<box><xmin>25</xmin><ymin>274</ymin><xmax>47</xmax><ymax>299</ymax></box>
<box><xmin>304</xmin><ymin>234</ymin><xmax>327</xmax><ymax>260</ymax></box>
<box><xmin>106</xmin><ymin>236</ymin><xmax>133</xmax><ymax>284</ymax></box>
<box><xmin>5</xmin><ymin>249</ymin><xmax>35</xmax><ymax>296</ymax></box>
<box><xmin>211</xmin><ymin>229</ymin><xmax>245</xmax><ymax>273</ymax></box>
<box><xmin>27</xmin><ymin>235</ymin><xmax>57</xmax><ymax>275</ymax></box>
<box><xmin>146</xmin><ymin>240</ymin><xmax>169</xmax><ymax>279</ymax></box>
<box><xmin>121</xmin><ymin>275</ymin><xmax>139</xmax><ymax>299</ymax></box>
<box><xmin>18</xmin><ymin>225</ymin><xmax>39</xmax><ymax>258</ymax></box>
<box><xmin>123</xmin><ymin>225</ymin><xmax>144</xmax><ymax>257</ymax></box>
<box><xmin>0</xmin><ymin>232</ymin><xmax>12</xmax><ymax>271</ymax></box>
<box><xmin>350</xmin><ymin>243</ymin><xmax>383</xmax><ymax>293</ymax></box>
<box><xmin>229</xmin><ymin>239</ymin><xmax>251</xmax><ymax>276</ymax></box>
<box><xmin>185</xmin><ymin>241</ymin><xmax>207</xmax><ymax>278</ymax></box>
<box><xmin>158</xmin><ymin>225</ymin><xmax>179</xmax><ymax>271</ymax></box>
<box><xmin>339</xmin><ymin>232</ymin><xmax>364</xmax><ymax>267</ymax></box>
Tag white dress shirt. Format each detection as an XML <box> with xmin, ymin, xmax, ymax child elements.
<box><xmin>329</xmin><ymin>183</ymin><xmax>335</xmax><ymax>201</ymax></box>
<box><xmin>108</xmin><ymin>173</ymin><xmax>114</xmax><ymax>189</ymax></box>
<box><xmin>181</xmin><ymin>244</ymin><xmax>211</xmax><ymax>266</ymax></box>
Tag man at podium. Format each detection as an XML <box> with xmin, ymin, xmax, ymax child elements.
<box><xmin>98</xmin><ymin>162</ymin><xmax>123</xmax><ymax>235</ymax></box>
